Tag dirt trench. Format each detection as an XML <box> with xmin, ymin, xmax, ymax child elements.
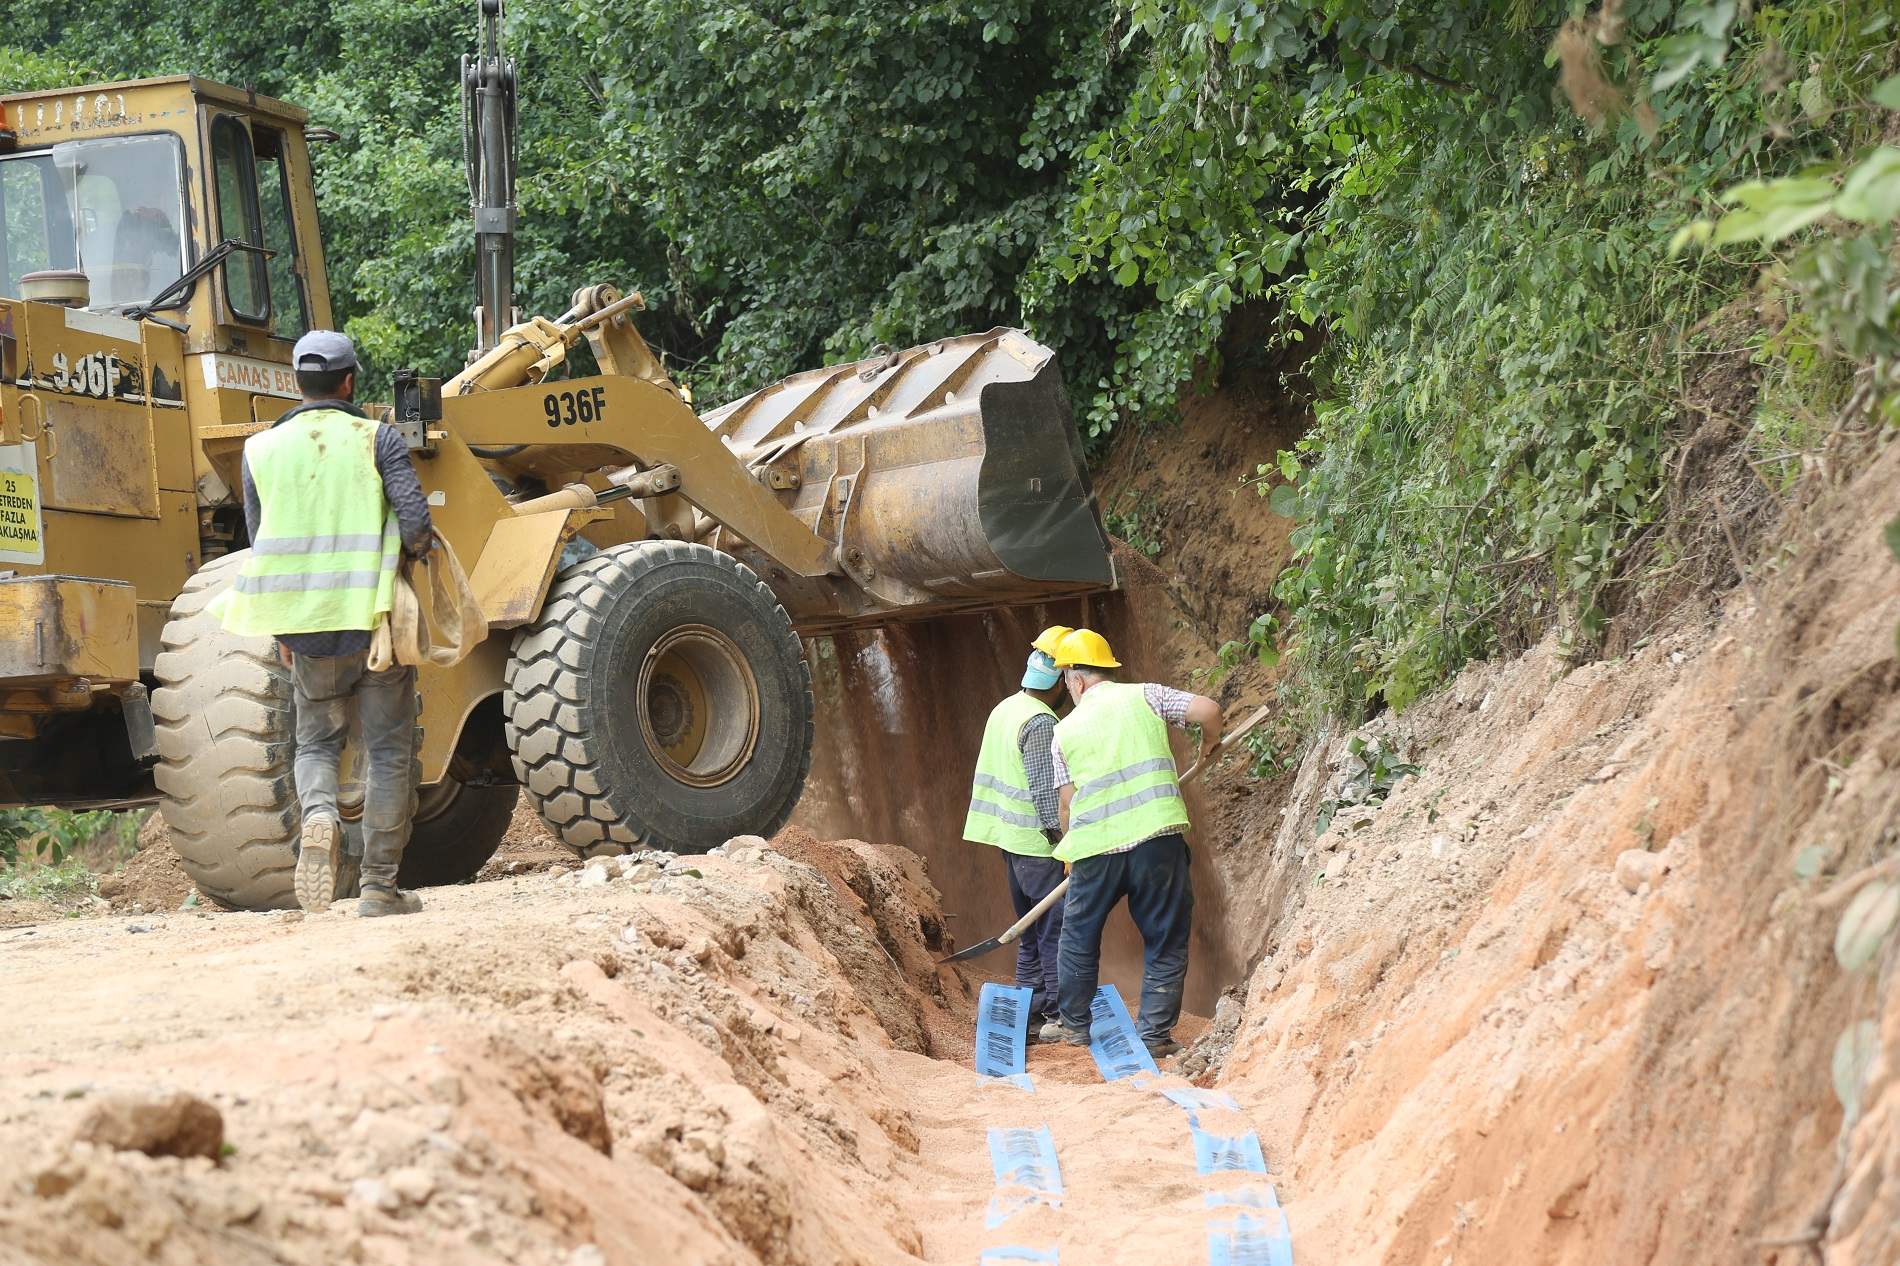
<box><xmin>0</xmin><ymin>818</ymin><xmax>1266</xmax><ymax>1266</ymax></box>
<box><xmin>793</xmin><ymin>380</ymin><xmax>1300</xmax><ymax>1015</ymax></box>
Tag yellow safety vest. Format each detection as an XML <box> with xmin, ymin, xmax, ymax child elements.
<box><xmin>1053</xmin><ymin>681</ymin><xmax>1188</xmax><ymax>862</ymax></box>
<box><xmin>212</xmin><ymin>408</ymin><xmax>400</xmax><ymax>637</ymax></box>
<box><xmin>963</xmin><ymin>691</ymin><xmax>1058</xmax><ymax>856</ymax></box>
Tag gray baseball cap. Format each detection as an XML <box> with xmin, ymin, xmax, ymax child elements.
<box><xmin>291</xmin><ymin>329</ymin><xmax>358</xmax><ymax>373</ymax></box>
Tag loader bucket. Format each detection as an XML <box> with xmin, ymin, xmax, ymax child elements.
<box><xmin>701</xmin><ymin>328</ymin><xmax>1112</xmax><ymax>629</ymax></box>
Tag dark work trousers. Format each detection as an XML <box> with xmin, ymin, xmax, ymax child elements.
<box><xmin>1056</xmin><ymin>833</ymin><xmax>1194</xmax><ymax>1044</ymax></box>
<box><xmin>1005</xmin><ymin>852</ymin><xmax>1067</xmax><ymax>1020</ymax></box>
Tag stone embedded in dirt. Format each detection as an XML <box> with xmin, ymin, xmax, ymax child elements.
<box><xmin>669</xmin><ymin>1145</ymin><xmax>720</xmax><ymax>1191</ymax></box>
<box><xmin>387</xmin><ymin>1166</ymin><xmax>436</xmax><ymax>1206</ymax></box>
<box><xmin>349</xmin><ymin>1177</ymin><xmax>400</xmax><ymax>1213</ymax></box>
<box><xmin>1615</xmin><ymin>849</ymin><xmax>1667</xmax><ymax>894</ymax></box>
<box><xmin>32</xmin><ymin>1157</ymin><xmax>83</xmax><ymax>1199</ymax></box>
<box><xmin>722</xmin><ymin>834</ymin><xmax>771</xmax><ymax>864</ymax></box>
<box><xmin>72</xmin><ymin>1090</ymin><xmax>224</xmax><ymax>1160</ymax></box>
<box><xmin>578</xmin><ymin>862</ymin><xmax>612</xmax><ymax>889</ymax></box>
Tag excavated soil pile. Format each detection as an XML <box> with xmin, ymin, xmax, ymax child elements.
<box><xmin>1195</xmin><ymin>440</ymin><xmax>1900</xmax><ymax>1263</ymax></box>
<box><xmin>97</xmin><ymin>813</ymin><xmax>195</xmax><ymax>914</ymax></box>
<box><xmin>0</xmin><ymin>835</ymin><xmax>960</xmax><ymax>1265</ymax></box>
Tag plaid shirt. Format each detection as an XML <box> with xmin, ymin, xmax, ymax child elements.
<box><xmin>1050</xmin><ymin>683</ymin><xmax>1196</xmax><ymax>854</ymax></box>
<box><xmin>241</xmin><ymin>401</ymin><xmax>434</xmax><ymax>658</ymax></box>
<box><xmin>1017</xmin><ymin>711</ymin><xmax>1062</xmax><ymax>835</ymax></box>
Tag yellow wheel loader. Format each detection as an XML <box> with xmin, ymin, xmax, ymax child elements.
<box><xmin>0</xmin><ymin>5</ymin><xmax>1111</xmax><ymax>907</ymax></box>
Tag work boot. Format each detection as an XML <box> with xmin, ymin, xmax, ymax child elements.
<box><xmin>1145</xmin><ymin>1036</ymin><xmax>1183</xmax><ymax>1060</ymax></box>
<box><xmin>1059</xmin><ymin>1023</ymin><xmax>1091</xmax><ymax>1047</ymax></box>
<box><xmin>293</xmin><ymin>815</ymin><xmax>339</xmax><ymax>914</ymax></box>
<box><xmin>1035</xmin><ymin>1019</ymin><xmax>1065</xmax><ymax>1044</ymax></box>
<box><xmin>357</xmin><ymin>885</ymin><xmax>423</xmax><ymax>918</ymax></box>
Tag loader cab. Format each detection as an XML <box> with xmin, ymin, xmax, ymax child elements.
<box><xmin>0</xmin><ymin>78</ymin><xmax>342</xmax><ymax>796</ymax></box>
<box><xmin>0</xmin><ymin>77</ymin><xmax>335</xmax><ymax>415</ymax></box>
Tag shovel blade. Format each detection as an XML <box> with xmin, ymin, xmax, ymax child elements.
<box><xmin>937</xmin><ymin>935</ymin><xmax>1007</xmax><ymax>965</ymax></box>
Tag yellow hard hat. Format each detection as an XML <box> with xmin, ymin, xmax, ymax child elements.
<box><xmin>1031</xmin><ymin>625</ymin><xmax>1074</xmax><ymax>657</ymax></box>
<box><xmin>1053</xmin><ymin>628</ymin><xmax>1120</xmax><ymax>669</ymax></box>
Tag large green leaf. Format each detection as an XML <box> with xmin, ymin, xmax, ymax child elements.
<box><xmin>1713</xmin><ymin>177</ymin><xmax>1839</xmax><ymax>246</ymax></box>
<box><xmin>1834</xmin><ymin>148</ymin><xmax>1900</xmax><ymax>226</ymax></box>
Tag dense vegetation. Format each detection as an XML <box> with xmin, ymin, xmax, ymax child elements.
<box><xmin>2</xmin><ymin>2</ymin><xmax>1896</xmax><ymax>728</ymax></box>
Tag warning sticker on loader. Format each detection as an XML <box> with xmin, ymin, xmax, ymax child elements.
<box><xmin>0</xmin><ymin>444</ymin><xmax>45</xmax><ymax>566</ymax></box>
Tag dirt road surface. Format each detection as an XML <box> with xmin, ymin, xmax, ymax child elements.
<box><xmin>0</xmin><ymin>830</ymin><xmax>1247</xmax><ymax>1266</ymax></box>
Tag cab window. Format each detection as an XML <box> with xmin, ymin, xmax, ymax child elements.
<box><xmin>0</xmin><ymin>134</ymin><xmax>188</xmax><ymax>308</ymax></box>
<box><xmin>210</xmin><ymin>114</ymin><xmax>268</xmax><ymax>324</ymax></box>
<box><xmin>253</xmin><ymin>128</ymin><xmax>309</xmax><ymax>340</ymax></box>
<box><xmin>0</xmin><ymin>157</ymin><xmax>57</xmax><ymax>293</ymax></box>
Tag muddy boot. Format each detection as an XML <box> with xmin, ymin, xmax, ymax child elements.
<box><xmin>294</xmin><ymin>815</ymin><xmax>339</xmax><ymax>913</ymax></box>
<box><xmin>1034</xmin><ymin>1019</ymin><xmax>1066</xmax><ymax>1044</ymax></box>
<box><xmin>357</xmin><ymin>885</ymin><xmax>423</xmax><ymax>918</ymax></box>
<box><xmin>1145</xmin><ymin>1036</ymin><xmax>1183</xmax><ymax>1060</ymax></box>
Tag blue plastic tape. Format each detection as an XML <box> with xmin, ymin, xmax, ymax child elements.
<box><xmin>985</xmin><ymin>1191</ymin><xmax>1060</xmax><ymax>1229</ymax></box>
<box><xmin>1206</xmin><ymin>1211</ymin><xmax>1292</xmax><ymax>1266</ymax></box>
<box><xmin>1086</xmin><ymin>984</ymin><xmax>1158</xmax><ymax>1081</ymax></box>
<box><xmin>1164</xmin><ymin>1088</ymin><xmax>1239</xmax><ymax>1115</ymax></box>
<box><xmin>975</xmin><ymin>982</ymin><xmax>1034</xmax><ymax>1078</ymax></box>
<box><xmin>1191</xmin><ymin>1127</ymin><xmax>1266</xmax><ymax>1174</ymax></box>
<box><xmin>1204</xmin><ymin>1185</ymin><xmax>1279</xmax><ymax>1210</ymax></box>
<box><xmin>979</xmin><ymin>1248</ymin><xmax>1058</xmax><ymax>1265</ymax></box>
<box><xmin>988</xmin><ymin>1126</ymin><xmax>1064</xmax><ymax>1195</ymax></box>
<box><xmin>979</xmin><ymin>1072</ymin><xmax>1037</xmax><ymax>1093</ymax></box>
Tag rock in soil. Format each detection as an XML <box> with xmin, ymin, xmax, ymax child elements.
<box><xmin>71</xmin><ymin>1090</ymin><xmax>223</xmax><ymax>1160</ymax></box>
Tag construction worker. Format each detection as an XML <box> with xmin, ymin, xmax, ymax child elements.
<box><xmin>1046</xmin><ymin>627</ymin><xmax>1221</xmax><ymax>1058</ymax></box>
<box><xmin>962</xmin><ymin>626</ymin><xmax>1073</xmax><ymax>1033</ymax></box>
<box><xmin>213</xmin><ymin>330</ymin><xmax>435</xmax><ymax>917</ymax></box>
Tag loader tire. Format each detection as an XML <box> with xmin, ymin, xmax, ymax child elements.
<box><xmin>505</xmin><ymin>541</ymin><xmax>812</xmax><ymax>856</ymax></box>
<box><xmin>152</xmin><ymin>552</ymin><xmax>303</xmax><ymax>910</ymax></box>
<box><xmin>396</xmin><ymin>780</ymin><xmax>516</xmax><ymax>887</ymax></box>
<box><xmin>155</xmin><ymin>553</ymin><xmax>508</xmax><ymax>907</ymax></box>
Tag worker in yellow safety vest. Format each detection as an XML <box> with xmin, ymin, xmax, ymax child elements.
<box><xmin>962</xmin><ymin>625</ymin><xmax>1073</xmax><ymax>1033</ymax></box>
<box><xmin>1045</xmin><ymin>627</ymin><xmax>1222</xmax><ymax>1058</ymax></box>
<box><xmin>213</xmin><ymin>330</ymin><xmax>436</xmax><ymax>918</ymax></box>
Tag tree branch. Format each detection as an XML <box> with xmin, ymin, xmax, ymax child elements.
<box><xmin>1360</xmin><ymin>50</ymin><xmax>1498</xmax><ymax>104</ymax></box>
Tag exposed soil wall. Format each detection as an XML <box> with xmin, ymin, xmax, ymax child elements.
<box><xmin>1195</xmin><ymin>436</ymin><xmax>1900</xmax><ymax>1261</ymax></box>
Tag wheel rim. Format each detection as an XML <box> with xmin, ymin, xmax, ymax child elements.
<box><xmin>637</xmin><ymin>625</ymin><xmax>759</xmax><ymax>787</ymax></box>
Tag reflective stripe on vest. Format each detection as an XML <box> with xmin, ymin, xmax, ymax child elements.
<box><xmin>963</xmin><ymin>691</ymin><xmax>1057</xmax><ymax>856</ymax></box>
<box><xmin>211</xmin><ymin>409</ymin><xmax>401</xmax><ymax>638</ymax></box>
<box><xmin>1053</xmin><ymin>681</ymin><xmax>1189</xmax><ymax>862</ymax></box>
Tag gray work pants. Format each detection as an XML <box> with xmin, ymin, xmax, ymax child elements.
<box><xmin>291</xmin><ymin>651</ymin><xmax>416</xmax><ymax>891</ymax></box>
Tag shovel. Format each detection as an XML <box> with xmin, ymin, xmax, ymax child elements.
<box><xmin>938</xmin><ymin>704</ymin><xmax>1271</xmax><ymax>965</ymax></box>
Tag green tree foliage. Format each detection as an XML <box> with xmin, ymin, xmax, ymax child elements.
<box><xmin>1</xmin><ymin>0</ymin><xmax>1141</xmax><ymax>403</ymax></box>
<box><xmin>1051</xmin><ymin>0</ymin><xmax>1896</xmax><ymax>716</ymax></box>
<box><xmin>4</xmin><ymin>0</ymin><xmax>1895</xmax><ymax>728</ymax></box>
<box><xmin>571</xmin><ymin>0</ymin><xmax>1141</xmax><ymax>402</ymax></box>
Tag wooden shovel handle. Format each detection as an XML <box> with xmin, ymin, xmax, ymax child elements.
<box><xmin>998</xmin><ymin>877</ymin><xmax>1069</xmax><ymax>946</ymax></box>
<box><xmin>1180</xmin><ymin>704</ymin><xmax>1271</xmax><ymax>783</ymax></box>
